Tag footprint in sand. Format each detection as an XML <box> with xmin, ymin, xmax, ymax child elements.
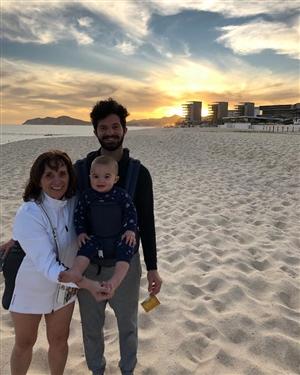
<box><xmin>181</xmin><ymin>283</ymin><xmax>204</xmax><ymax>298</ymax></box>
<box><xmin>251</xmin><ymin>259</ymin><xmax>270</xmax><ymax>271</ymax></box>
<box><xmin>280</xmin><ymin>265</ymin><xmax>297</xmax><ymax>278</ymax></box>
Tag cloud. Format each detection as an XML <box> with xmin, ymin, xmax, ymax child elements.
<box><xmin>149</xmin><ymin>55</ymin><xmax>299</xmax><ymax>108</ymax></box>
<box><xmin>217</xmin><ymin>18</ymin><xmax>300</xmax><ymax>60</ymax></box>
<box><xmin>3</xmin><ymin>52</ymin><xmax>298</xmax><ymax>124</ymax></box>
<box><xmin>80</xmin><ymin>1</ymin><xmax>150</xmax><ymax>39</ymax></box>
<box><xmin>77</xmin><ymin>17</ymin><xmax>93</xmax><ymax>28</ymax></box>
<box><xmin>2</xmin><ymin>1</ymin><xmax>297</xmax><ymax>50</ymax></box>
<box><xmin>1</xmin><ymin>2</ymin><xmax>94</xmax><ymax>45</ymax></box>
<box><xmin>70</xmin><ymin>27</ymin><xmax>94</xmax><ymax>45</ymax></box>
<box><xmin>150</xmin><ymin>0</ymin><xmax>297</xmax><ymax>18</ymax></box>
<box><xmin>1</xmin><ymin>58</ymin><xmax>170</xmax><ymax>123</ymax></box>
<box><xmin>115</xmin><ymin>41</ymin><xmax>138</xmax><ymax>55</ymax></box>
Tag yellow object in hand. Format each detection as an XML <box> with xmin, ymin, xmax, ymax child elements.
<box><xmin>141</xmin><ymin>295</ymin><xmax>160</xmax><ymax>312</ymax></box>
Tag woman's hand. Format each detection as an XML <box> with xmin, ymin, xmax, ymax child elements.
<box><xmin>59</xmin><ymin>269</ymin><xmax>83</xmax><ymax>283</ymax></box>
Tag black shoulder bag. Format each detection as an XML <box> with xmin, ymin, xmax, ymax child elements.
<box><xmin>2</xmin><ymin>242</ymin><xmax>25</xmax><ymax>310</ymax></box>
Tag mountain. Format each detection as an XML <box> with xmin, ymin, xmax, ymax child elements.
<box><xmin>23</xmin><ymin>114</ymin><xmax>182</xmax><ymax>127</ymax></box>
<box><xmin>23</xmin><ymin>116</ymin><xmax>90</xmax><ymax>125</ymax></box>
<box><xmin>127</xmin><ymin>115</ymin><xmax>181</xmax><ymax>127</ymax></box>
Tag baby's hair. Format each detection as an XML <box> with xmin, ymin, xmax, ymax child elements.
<box><xmin>91</xmin><ymin>155</ymin><xmax>118</xmax><ymax>175</ymax></box>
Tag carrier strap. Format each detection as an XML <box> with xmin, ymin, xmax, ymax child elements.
<box><xmin>125</xmin><ymin>158</ymin><xmax>140</xmax><ymax>198</ymax></box>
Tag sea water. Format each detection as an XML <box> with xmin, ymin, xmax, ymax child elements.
<box><xmin>0</xmin><ymin>124</ymin><xmax>147</xmax><ymax>145</ymax></box>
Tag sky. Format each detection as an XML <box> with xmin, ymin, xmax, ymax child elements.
<box><xmin>1</xmin><ymin>0</ymin><xmax>300</xmax><ymax>124</ymax></box>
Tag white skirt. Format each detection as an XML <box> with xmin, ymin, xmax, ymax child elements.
<box><xmin>9</xmin><ymin>257</ymin><xmax>76</xmax><ymax>314</ymax></box>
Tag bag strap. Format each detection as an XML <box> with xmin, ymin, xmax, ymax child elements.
<box><xmin>125</xmin><ymin>158</ymin><xmax>141</xmax><ymax>198</ymax></box>
<box><xmin>39</xmin><ymin>203</ymin><xmax>60</xmax><ymax>258</ymax></box>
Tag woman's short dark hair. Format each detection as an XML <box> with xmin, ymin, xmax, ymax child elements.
<box><xmin>23</xmin><ymin>150</ymin><xmax>76</xmax><ymax>202</ymax></box>
<box><xmin>90</xmin><ymin>97</ymin><xmax>129</xmax><ymax>131</ymax></box>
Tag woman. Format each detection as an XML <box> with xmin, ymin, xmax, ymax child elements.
<box><xmin>8</xmin><ymin>150</ymin><xmax>107</xmax><ymax>375</ymax></box>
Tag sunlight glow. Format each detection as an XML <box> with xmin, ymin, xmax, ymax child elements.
<box><xmin>202</xmin><ymin>107</ymin><xmax>209</xmax><ymax>117</ymax></box>
<box><xmin>165</xmin><ymin>106</ymin><xmax>184</xmax><ymax>117</ymax></box>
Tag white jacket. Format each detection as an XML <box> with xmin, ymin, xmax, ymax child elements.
<box><xmin>10</xmin><ymin>193</ymin><xmax>78</xmax><ymax>313</ymax></box>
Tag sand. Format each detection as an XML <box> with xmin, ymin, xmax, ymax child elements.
<box><xmin>1</xmin><ymin>128</ymin><xmax>300</xmax><ymax>375</ymax></box>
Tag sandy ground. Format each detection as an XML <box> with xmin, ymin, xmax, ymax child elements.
<box><xmin>1</xmin><ymin>128</ymin><xmax>300</xmax><ymax>375</ymax></box>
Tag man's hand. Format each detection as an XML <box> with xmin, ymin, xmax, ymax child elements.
<box><xmin>147</xmin><ymin>270</ymin><xmax>162</xmax><ymax>295</ymax></box>
<box><xmin>0</xmin><ymin>238</ymin><xmax>16</xmax><ymax>257</ymax></box>
<box><xmin>76</xmin><ymin>278</ymin><xmax>111</xmax><ymax>302</ymax></box>
<box><xmin>99</xmin><ymin>280</ymin><xmax>116</xmax><ymax>299</ymax></box>
<box><xmin>121</xmin><ymin>230</ymin><xmax>136</xmax><ymax>247</ymax></box>
<box><xmin>77</xmin><ymin>233</ymin><xmax>90</xmax><ymax>247</ymax></box>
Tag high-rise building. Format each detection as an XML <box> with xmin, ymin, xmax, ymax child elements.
<box><xmin>227</xmin><ymin>109</ymin><xmax>236</xmax><ymax>117</ymax></box>
<box><xmin>235</xmin><ymin>102</ymin><xmax>255</xmax><ymax>117</ymax></box>
<box><xmin>182</xmin><ymin>101</ymin><xmax>202</xmax><ymax>124</ymax></box>
<box><xmin>208</xmin><ymin>102</ymin><xmax>228</xmax><ymax>124</ymax></box>
<box><xmin>259</xmin><ymin>103</ymin><xmax>300</xmax><ymax>119</ymax></box>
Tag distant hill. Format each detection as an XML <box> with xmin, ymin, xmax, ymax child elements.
<box><xmin>23</xmin><ymin>114</ymin><xmax>182</xmax><ymax>127</ymax></box>
<box><xmin>127</xmin><ymin>115</ymin><xmax>181</xmax><ymax>127</ymax></box>
<box><xmin>23</xmin><ymin>116</ymin><xmax>90</xmax><ymax>125</ymax></box>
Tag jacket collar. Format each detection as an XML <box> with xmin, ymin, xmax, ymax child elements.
<box><xmin>41</xmin><ymin>192</ymin><xmax>68</xmax><ymax>210</ymax></box>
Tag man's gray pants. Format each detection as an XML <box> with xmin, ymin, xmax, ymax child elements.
<box><xmin>77</xmin><ymin>253</ymin><xmax>142</xmax><ymax>374</ymax></box>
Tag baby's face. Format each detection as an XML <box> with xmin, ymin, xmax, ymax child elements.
<box><xmin>90</xmin><ymin>164</ymin><xmax>118</xmax><ymax>193</ymax></box>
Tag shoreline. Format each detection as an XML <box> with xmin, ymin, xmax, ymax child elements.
<box><xmin>2</xmin><ymin>125</ymin><xmax>300</xmax><ymax>146</ymax></box>
<box><xmin>0</xmin><ymin>125</ymin><xmax>155</xmax><ymax>145</ymax></box>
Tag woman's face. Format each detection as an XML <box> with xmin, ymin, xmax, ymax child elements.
<box><xmin>40</xmin><ymin>162</ymin><xmax>69</xmax><ymax>200</ymax></box>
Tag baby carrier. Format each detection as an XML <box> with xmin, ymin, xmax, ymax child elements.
<box><xmin>74</xmin><ymin>156</ymin><xmax>140</xmax><ymax>267</ymax></box>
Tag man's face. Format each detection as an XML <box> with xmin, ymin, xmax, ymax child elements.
<box><xmin>94</xmin><ymin>114</ymin><xmax>127</xmax><ymax>151</ymax></box>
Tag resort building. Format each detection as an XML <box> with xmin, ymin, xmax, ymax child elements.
<box><xmin>234</xmin><ymin>102</ymin><xmax>255</xmax><ymax>117</ymax></box>
<box><xmin>182</xmin><ymin>101</ymin><xmax>202</xmax><ymax>125</ymax></box>
<box><xmin>208</xmin><ymin>102</ymin><xmax>228</xmax><ymax>124</ymax></box>
<box><xmin>259</xmin><ymin>103</ymin><xmax>300</xmax><ymax>120</ymax></box>
<box><xmin>227</xmin><ymin>109</ymin><xmax>236</xmax><ymax>117</ymax></box>
<box><xmin>220</xmin><ymin>116</ymin><xmax>300</xmax><ymax>132</ymax></box>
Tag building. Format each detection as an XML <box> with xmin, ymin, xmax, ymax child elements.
<box><xmin>254</xmin><ymin>107</ymin><xmax>261</xmax><ymax>116</ymax></box>
<box><xmin>259</xmin><ymin>103</ymin><xmax>300</xmax><ymax>120</ymax></box>
<box><xmin>182</xmin><ymin>101</ymin><xmax>202</xmax><ymax>125</ymax></box>
<box><xmin>222</xmin><ymin>116</ymin><xmax>282</xmax><ymax>125</ymax></box>
<box><xmin>234</xmin><ymin>102</ymin><xmax>255</xmax><ymax>117</ymax></box>
<box><xmin>220</xmin><ymin>116</ymin><xmax>300</xmax><ymax>132</ymax></box>
<box><xmin>227</xmin><ymin>109</ymin><xmax>236</xmax><ymax>117</ymax></box>
<box><xmin>208</xmin><ymin>102</ymin><xmax>228</xmax><ymax>124</ymax></box>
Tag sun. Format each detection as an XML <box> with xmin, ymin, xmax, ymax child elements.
<box><xmin>202</xmin><ymin>107</ymin><xmax>209</xmax><ymax>117</ymax></box>
<box><xmin>159</xmin><ymin>104</ymin><xmax>209</xmax><ymax>118</ymax></box>
<box><xmin>165</xmin><ymin>106</ymin><xmax>184</xmax><ymax>117</ymax></box>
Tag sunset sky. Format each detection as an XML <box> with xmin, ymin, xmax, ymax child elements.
<box><xmin>1</xmin><ymin>0</ymin><xmax>299</xmax><ymax>124</ymax></box>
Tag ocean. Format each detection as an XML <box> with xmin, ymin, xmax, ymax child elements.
<box><xmin>0</xmin><ymin>124</ymin><xmax>148</xmax><ymax>145</ymax></box>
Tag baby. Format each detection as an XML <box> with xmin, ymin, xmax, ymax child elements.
<box><xmin>59</xmin><ymin>155</ymin><xmax>137</xmax><ymax>293</ymax></box>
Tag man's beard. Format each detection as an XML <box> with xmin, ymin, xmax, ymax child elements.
<box><xmin>97</xmin><ymin>134</ymin><xmax>124</xmax><ymax>151</ymax></box>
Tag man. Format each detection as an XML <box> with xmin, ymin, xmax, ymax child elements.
<box><xmin>76</xmin><ymin>98</ymin><xmax>162</xmax><ymax>375</ymax></box>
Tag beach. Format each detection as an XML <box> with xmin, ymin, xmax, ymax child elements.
<box><xmin>1</xmin><ymin>127</ymin><xmax>300</xmax><ymax>375</ymax></box>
